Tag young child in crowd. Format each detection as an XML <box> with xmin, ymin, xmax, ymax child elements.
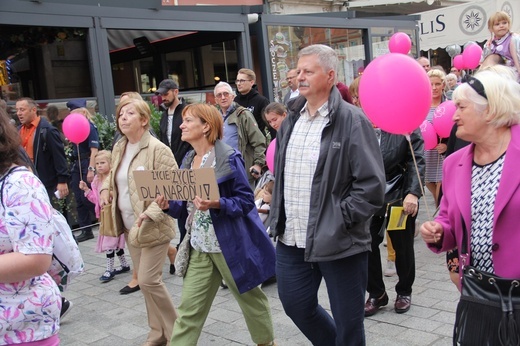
<box><xmin>255</xmin><ymin>180</ymin><xmax>274</xmax><ymax>229</ymax></box>
<box><xmin>79</xmin><ymin>150</ymin><xmax>130</xmax><ymax>282</ymax></box>
<box><xmin>482</xmin><ymin>11</ymin><xmax>520</xmax><ymax>79</ymax></box>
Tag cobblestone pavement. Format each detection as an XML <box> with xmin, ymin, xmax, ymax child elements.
<box><xmin>61</xmin><ymin>195</ymin><xmax>457</xmax><ymax>345</ymax></box>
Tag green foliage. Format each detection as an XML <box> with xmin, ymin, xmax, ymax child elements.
<box><xmin>149</xmin><ymin>102</ymin><xmax>162</xmax><ymax>137</ymax></box>
<box><xmin>92</xmin><ymin>102</ymin><xmax>161</xmax><ymax>150</ymax></box>
<box><xmin>93</xmin><ymin>112</ymin><xmax>116</xmax><ymax>150</ymax></box>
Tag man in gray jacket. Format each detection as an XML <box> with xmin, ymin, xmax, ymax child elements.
<box><xmin>270</xmin><ymin>44</ymin><xmax>385</xmax><ymax>346</ymax></box>
<box><xmin>214</xmin><ymin>82</ymin><xmax>266</xmax><ymax>186</ymax></box>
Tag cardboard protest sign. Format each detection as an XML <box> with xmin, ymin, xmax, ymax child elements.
<box><xmin>133</xmin><ymin>168</ymin><xmax>219</xmax><ymax>201</ymax></box>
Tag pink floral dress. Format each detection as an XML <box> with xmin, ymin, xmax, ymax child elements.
<box><xmin>0</xmin><ymin>168</ymin><xmax>61</xmax><ymax>345</ymax></box>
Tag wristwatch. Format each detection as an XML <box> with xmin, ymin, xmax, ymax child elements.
<box><xmin>88</xmin><ymin>166</ymin><xmax>96</xmax><ymax>172</ymax></box>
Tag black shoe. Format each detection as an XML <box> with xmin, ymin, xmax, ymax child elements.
<box><xmin>119</xmin><ymin>285</ymin><xmax>140</xmax><ymax>295</ymax></box>
<box><xmin>60</xmin><ymin>297</ymin><xmax>73</xmax><ymax>319</ymax></box>
<box><xmin>220</xmin><ymin>281</ymin><xmax>228</xmax><ymax>289</ymax></box>
<box><xmin>169</xmin><ymin>264</ymin><xmax>176</xmax><ymax>275</ymax></box>
<box><xmin>99</xmin><ymin>270</ymin><xmax>115</xmax><ymax>283</ymax></box>
<box><xmin>113</xmin><ymin>266</ymin><xmax>131</xmax><ymax>275</ymax></box>
<box><xmin>364</xmin><ymin>292</ymin><xmax>389</xmax><ymax>317</ymax></box>
<box><xmin>76</xmin><ymin>230</ymin><xmax>94</xmax><ymax>242</ymax></box>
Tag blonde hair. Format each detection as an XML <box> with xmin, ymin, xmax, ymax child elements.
<box><xmin>115</xmin><ymin>99</ymin><xmax>151</xmax><ymax>134</ymax></box>
<box><xmin>96</xmin><ymin>149</ymin><xmax>112</xmax><ymax>165</ymax></box>
<box><xmin>72</xmin><ymin>107</ymin><xmax>93</xmax><ymax>121</ymax></box>
<box><xmin>488</xmin><ymin>11</ymin><xmax>511</xmax><ymax>31</ymax></box>
<box><xmin>349</xmin><ymin>76</ymin><xmax>361</xmax><ymax>97</ymax></box>
<box><xmin>237</xmin><ymin>68</ymin><xmax>256</xmax><ymax>82</ymax></box>
<box><xmin>120</xmin><ymin>91</ymin><xmax>143</xmax><ymax>101</ymax></box>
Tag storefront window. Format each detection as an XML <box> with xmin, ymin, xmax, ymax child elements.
<box><xmin>0</xmin><ymin>25</ymin><xmax>92</xmax><ymax>102</ymax></box>
<box><xmin>266</xmin><ymin>25</ymin><xmax>365</xmax><ymax>103</ymax></box>
<box><xmin>371</xmin><ymin>27</ymin><xmax>418</xmax><ymax>59</ymax></box>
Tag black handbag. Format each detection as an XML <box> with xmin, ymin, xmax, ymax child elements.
<box><xmin>454</xmin><ymin>216</ymin><xmax>520</xmax><ymax>346</ymax></box>
<box><xmin>376</xmin><ymin>171</ymin><xmax>405</xmax><ymax>237</ymax></box>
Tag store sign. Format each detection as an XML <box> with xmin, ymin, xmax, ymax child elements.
<box><xmin>162</xmin><ymin>0</ymin><xmax>262</xmax><ymax>5</ymax></box>
<box><xmin>416</xmin><ymin>0</ymin><xmax>519</xmax><ymax>51</ymax></box>
<box><xmin>416</xmin><ymin>1</ymin><xmax>491</xmax><ymax>51</ymax></box>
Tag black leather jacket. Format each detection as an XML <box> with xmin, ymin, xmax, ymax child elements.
<box><xmin>375</xmin><ymin>129</ymin><xmax>425</xmax><ymax>215</ymax></box>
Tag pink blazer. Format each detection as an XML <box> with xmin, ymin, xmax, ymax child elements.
<box><xmin>429</xmin><ymin>124</ymin><xmax>520</xmax><ymax>278</ymax></box>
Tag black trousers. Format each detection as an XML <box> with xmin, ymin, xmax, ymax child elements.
<box><xmin>367</xmin><ymin>210</ymin><xmax>417</xmax><ymax>298</ymax></box>
<box><xmin>71</xmin><ymin>157</ymin><xmax>95</xmax><ymax>233</ymax></box>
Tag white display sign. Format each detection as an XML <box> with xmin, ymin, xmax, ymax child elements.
<box><xmin>416</xmin><ymin>0</ymin><xmax>519</xmax><ymax>51</ymax></box>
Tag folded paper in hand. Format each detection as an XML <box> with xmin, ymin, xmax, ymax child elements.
<box><xmin>387</xmin><ymin>206</ymin><xmax>408</xmax><ymax>231</ymax></box>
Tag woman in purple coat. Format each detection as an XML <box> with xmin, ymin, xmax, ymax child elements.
<box><xmin>161</xmin><ymin>103</ymin><xmax>275</xmax><ymax>346</ymax></box>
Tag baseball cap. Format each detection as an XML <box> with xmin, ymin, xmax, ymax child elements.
<box><xmin>155</xmin><ymin>79</ymin><xmax>179</xmax><ymax>95</ymax></box>
<box><xmin>67</xmin><ymin>99</ymin><xmax>87</xmax><ymax>111</ymax></box>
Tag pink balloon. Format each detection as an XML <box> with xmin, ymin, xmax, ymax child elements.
<box><xmin>462</xmin><ymin>43</ymin><xmax>483</xmax><ymax>69</ymax></box>
<box><xmin>63</xmin><ymin>113</ymin><xmax>90</xmax><ymax>144</ymax></box>
<box><xmin>432</xmin><ymin>100</ymin><xmax>456</xmax><ymax>138</ymax></box>
<box><xmin>420</xmin><ymin>120</ymin><xmax>438</xmax><ymax>150</ymax></box>
<box><xmin>266</xmin><ymin>139</ymin><xmax>276</xmax><ymax>175</ymax></box>
<box><xmin>388</xmin><ymin>32</ymin><xmax>412</xmax><ymax>54</ymax></box>
<box><xmin>453</xmin><ymin>55</ymin><xmax>465</xmax><ymax>70</ymax></box>
<box><xmin>359</xmin><ymin>53</ymin><xmax>432</xmax><ymax>135</ymax></box>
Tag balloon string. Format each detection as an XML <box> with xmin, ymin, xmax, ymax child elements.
<box><xmin>77</xmin><ymin>144</ymin><xmax>83</xmax><ymax>182</ymax></box>
<box><xmin>406</xmin><ymin>134</ymin><xmax>433</xmax><ymax>221</ymax></box>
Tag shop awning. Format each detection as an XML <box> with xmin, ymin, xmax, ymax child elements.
<box><xmin>416</xmin><ymin>0</ymin><xmax>519</xmax><ymax>51</ymax></box>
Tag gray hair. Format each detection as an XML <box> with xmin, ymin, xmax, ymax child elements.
<box><xmin>214</xmin><ymin>82</ymin><xmax>236</xmax><ymax>96</ymax></box>
<box><xmin>298</xmin><ymin>44</ymin><xmax>338</xmax><ymax>76</ymax></box>
<box><xmin>453</xmin><ymin>69</ymin><xmax>520</xmax><ymax>127</ymax></box>
<box><xmin>446</xmin><ymin>73</ymin><xmax>458</xmax><ymax>82</ymax></box>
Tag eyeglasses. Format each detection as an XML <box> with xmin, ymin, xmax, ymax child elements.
<box><xmin>286</xmin><ymin>76</ymin><xmax>296</xmax><ymax>80</ymax></box>
<box><xmin>235</xmin><ymin>79</ymin><xmax>251</xmax><ymax>84</ymax></box>
<box><xmin>215</xmin><ymin>92</ymin><xmax>231</xmax><ymax>98</ymax></box>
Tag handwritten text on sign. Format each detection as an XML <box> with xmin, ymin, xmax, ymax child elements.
<box><xmin>133</xmin><ymin>168</ymin><xmax>219</xmax><ymax>201</ymax></box>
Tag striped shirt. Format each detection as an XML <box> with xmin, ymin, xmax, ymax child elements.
<box><xmin>280</xmin><ymin>101</ymin><xmax>329</xmax><ymax>248</ymax></box>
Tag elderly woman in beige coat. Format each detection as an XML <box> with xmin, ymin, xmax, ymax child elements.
<box><xmin>100</xmin><ymin>98</ymin><xmax>177</xmax><ymax>346</ymax></box>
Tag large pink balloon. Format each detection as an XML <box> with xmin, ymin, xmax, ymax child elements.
<box><xmin>359</xmin><ymin>53</ymin><xmax>432</xmax><ymax>134</ymax></box>
<box><xmin>388</xmin><ymin>32</ymin><xmax>412</xmax><ymax>54</ymax></box>
<box><xmin>63</xmin><ymin>113</ymin><xmax>90</xmax><ymax>144</ymax></box>
<box><xmin>453</xmin><ymin>55</ymin><xmax>465</xmax><ymax>70</ymax></box>
<box><xmin>432</xmin><ymin>100</ymin><xmax>456</xmax><ymax>138</ymax></box>
<box><xmin>420</xmin><ymin>120</ymin><xmax>438</xmax><ymax>150</ymax></box>
<box><xmin>462</xmin><ymin>43</ymin><xmax>483</xmax><ymax>69</ymax></box>
<box><xmin>266</xmin><ymin>139</ymin><xmax>276</xmax><ymax>175</ymax></box>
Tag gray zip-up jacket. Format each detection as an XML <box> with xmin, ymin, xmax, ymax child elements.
<box><xmin>270</xmin><ymin>86</ymin><xmax>385</xmax><ymax>262</ymax></box>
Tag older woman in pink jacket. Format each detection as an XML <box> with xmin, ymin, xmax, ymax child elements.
<box><xmin>421</xmin><ymin>67</ymin><xmax>520</xmax><ymax>278</ymax></box>
<box><xmin>421</xmin><ymin>68</ymin><xmax>520</xmax><ymax>345</ymax></box>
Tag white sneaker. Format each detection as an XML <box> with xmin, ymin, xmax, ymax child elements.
<box><xmin>384</xmin><ymin>260</ymin><xmax>397</xmax><ymax>277</ymax></box>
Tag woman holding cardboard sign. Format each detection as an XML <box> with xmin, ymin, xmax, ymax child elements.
<box><xmin>99</xmin><ymin>98</ymin><xmax>178</xmax><ymax>346</ymax></box>
<box><xmin>159</xmin><ymin>103</ymin><xmax>276</xmax><ymax>346</ymax></box>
